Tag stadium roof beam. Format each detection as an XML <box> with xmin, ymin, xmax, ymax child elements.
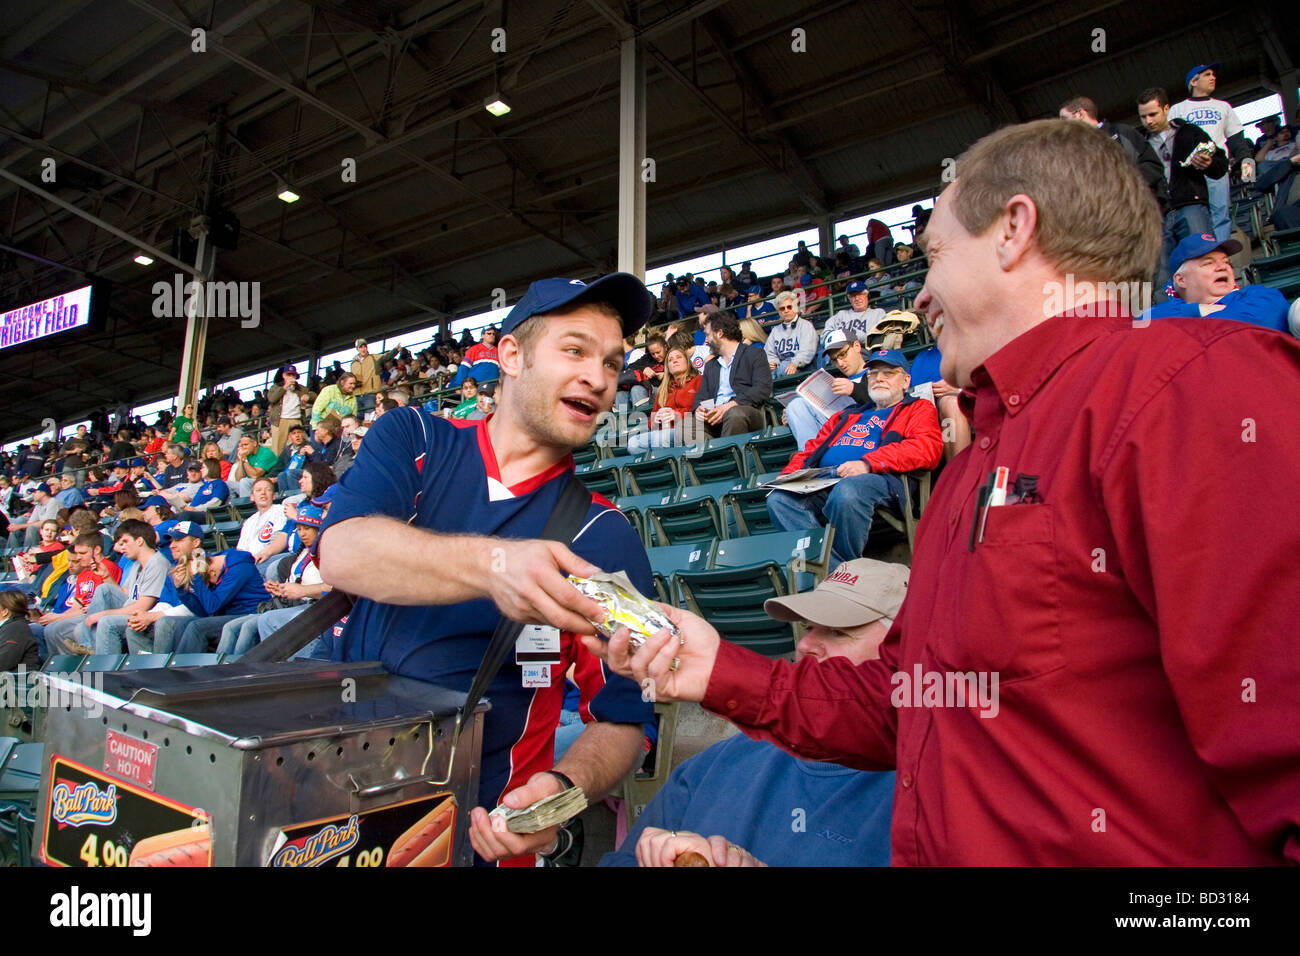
<box><xmin>896</xmin><ymin>0</ymin><xmax>1022</xmax><ymax>126</ymax></box>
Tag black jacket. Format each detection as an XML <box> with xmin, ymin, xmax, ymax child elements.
<box><xmin>693</xmin><ymin>343</ymin><xmax>773</xmax><ymax>409</ymax></box>
<box><xmin>1101</xmin><ymin>121</ymin><xmax>1169</xmax><ymax>212</ymax></box>
<box><xmin>0</xmin><ymin>617</ymin><xmax>40</xmax><ymax>672</ymax></box>
<box><xmin>1166</xmin><ymin>120</ymin><xmax>1229</xmax><ymax>211</ymax></box>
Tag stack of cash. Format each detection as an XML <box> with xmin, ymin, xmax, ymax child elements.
<box><xmin>489</xmin><ymin>787</ymin><xmax>588</xmax><ymax>834</ymax></box>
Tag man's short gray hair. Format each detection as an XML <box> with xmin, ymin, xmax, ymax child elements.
<box><xmin>774</xmin><ymin>290</ymin><xmax>799</xmax><ymax>310</ymax></box>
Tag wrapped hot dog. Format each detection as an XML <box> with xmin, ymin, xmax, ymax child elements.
<box><xmin>567</xmin><ymin>571</ymin><xmax>679</xmax><ymax>649</ymax></box>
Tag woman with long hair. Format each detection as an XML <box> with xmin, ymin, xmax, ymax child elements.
<box><xmin>627</xmin><ymin>342</ymin><xmax>704</xmax><ymax>454</ymax></box>
<box><xmin>202</xmin><ymin>441</ymin><xmax>233</xmax><ymax>480</ymax></box>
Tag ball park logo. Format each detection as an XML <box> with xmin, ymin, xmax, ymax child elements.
<box><xmin>51</xmin><ymin>780</ymin><xmax>119</xmax><ymax>827</ymax></box>
<box><xmin>271</xmin><ymin>814</ymin><xmax>361</xmax><ymax>867</ymax></box>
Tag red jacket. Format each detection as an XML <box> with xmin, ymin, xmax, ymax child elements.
<box><xmin>464</xmin><ymin>343</ymin><xmax>498</xmax><ymax>364</ymax></box>
<box><xmin>783</xmin><ymin>395</ymin><xmax>942</xmax><ymax>475</ymax></box>
<box><xmin>655</xmin><ymin>374</ymin><xmax>703</xmax><ymax>420</ymax></box>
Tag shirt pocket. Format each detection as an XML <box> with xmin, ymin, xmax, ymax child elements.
<box><xmin>930</xmin><ymin>503</ymin><xmax>1063</xmax><ymax>681</ymax></box>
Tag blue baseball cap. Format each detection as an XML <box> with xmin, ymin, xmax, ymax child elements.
<box><xmin>166</xmin><ymin>521</ymin><xmax>203</xmax><ymax>541</ymax></box>
<box><xmin>143</xmin><ymin>495</ymin><xmax>168</xmax><ymax>508</ymax></box>
<box><xmin>864</xmin><ymin>348</ymin><xmax>910</xmax><ymax>373</ymax></box>
<box><xmin>129</xmin><ymin>457</ymin><xmax>146</xmax><ymax>467</ymax></box>
<box><xmin>1184</xmin><ymin>62</ymin><xmax>1219</xmax><ymax>88</ymax></box>
<box><xmin>846</xmin><ymin>280</ymin><xmax>868</xmax><ymax>295</ymax></box>
<box><xmin>1169</xmin><ymin>233</ymin><xmax>1241</xmax><ymax>276</ymax></box>
<box><xmin>295</xmin><ymin>502</ymin><xmax>325</xmax><ymax>527</ymax></box>
<box><xmin>311</xmin><ymin>484</ymin><xmax>339</xmax><ymax>506</ymax></box>
<box><xmin>500</xmin><ymin>273</ymin><xmax>654</xmax><ymax>337</ymax></box>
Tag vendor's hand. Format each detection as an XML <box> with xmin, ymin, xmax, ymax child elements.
<box><xmin>830</xmin><ymin>377</ymin><xmax>856</xmax><ymax>396</ymax></box>
<box><xmin>469</xmin><ymin>771</ymin><xmax>567</xmax><ymax>863</ymax></box>
<box><xmin>579</xmin><ymin>602</ymin><xmax>718</xmax><ymax>704</ymax></box>
<box><xmin>837</xmin><ymin>460</ymin><xmax>869</xmax><ymax>477</ymax></box>
<box><xmin>636</xmin><ymin>827</ymin><xmax>767</xmax><ymax>867</ymax></box>
<box><xmin>480</xmin><ymin>538</ymin><xmax>604</xmax><ymax>636</ymax></box>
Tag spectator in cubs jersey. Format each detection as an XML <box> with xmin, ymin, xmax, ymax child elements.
<box><xmin>236</xmin><ymin>477</ymin><xmax>289</xmax><ymax>575</ymax></box>
<box><xmin>765</xmin><ymin>292</ymin><xmax>818</xmax><ymax>376</ymax></box>
<box><xmin>31</xmin><ymin>532</ymin><xmax>122</xmax><ymax>656</ymax></box>
<box><xmin>767</xmin><ymin>349</ymin><xmax>942</xmax><ymax>564</ymax></box>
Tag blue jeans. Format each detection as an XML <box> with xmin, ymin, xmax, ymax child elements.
<box><xmin>784</xmin><ymin>397</ymin><xmax>827</xmax><ymax>451</ymax></box>
<box><xmin>277</xmin><ymin>468</ymin><xmax>302</xmax><ymax>494</ymax></box>
<box><xmin>766</xmin><ymin>472</ymin><xmax>905</xmax><ymax>565</ymax></box>
<box><xmin>1207</xmin><ymin>172</ymin><xmax>1229</xmax><ymax>241</ymax></box>
<box><xmin>216</xmin><ymin>614</ymin><xmax>262</xmax><ymax>656</ymax></box>
<box><xmin>258</xmin><ymin>604</ymin><xmax>333</xmax><ymax>660</ymax></box>
<box><xmin>1161</xmin><ymin>204</ymin><xmax>1214</xmax><ymax>290</ymax></box>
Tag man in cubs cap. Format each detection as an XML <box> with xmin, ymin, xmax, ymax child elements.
<box><xmin>316</xmin><ymin>270</ymin><xmax>661</xmax><ymax>867</ymax></box>
<box><xmin>603</xmin><ymin>558</ymin><xmax>905</xmax><ymax>868</ymax></box>
<box><xmin>1139</xmin><ymin>233</ymin><xmax>1290</xmax><ymax>333</ymax></box>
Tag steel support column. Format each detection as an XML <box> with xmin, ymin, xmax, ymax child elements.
<box><xmin>617</xmin><ymin>36</ymin><xmax>647</xmax><ymax>278</ymax></box>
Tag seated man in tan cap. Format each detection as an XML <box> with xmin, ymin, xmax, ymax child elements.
<box><xmin>599</xmin><ymin>559</ymin><xmax>907</xmax><ymax>867</ymax></box>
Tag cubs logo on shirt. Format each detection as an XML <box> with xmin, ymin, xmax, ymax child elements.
<box><xmin>837</xmin><ymin>419</ymin><xmax>884</xmax><ymax>450</ymax></box>
<box><xmin>258</xmin><ymin>521</ymin><xmax>276</xmax><ymax>543</ymax></box>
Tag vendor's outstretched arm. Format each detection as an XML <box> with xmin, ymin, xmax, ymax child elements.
<box><xmin>318</xmin><ymin>514</ymin><xmax>606</xmax><ymax>636</ymax></box>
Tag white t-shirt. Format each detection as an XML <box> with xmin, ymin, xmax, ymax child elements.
<box><xmin>237</xmin><ymin>505</ymin><xmax>287</xmax><ymax>554</ymax></box>
<box><xmin>280</xmin><ymin>390</ymin><xmax>302</xmax><ymax>421</ymax></box>
<box><xmin>1169</xmin><ymin>97</ymin><xmax>1242</xmax><ymax>150</ymax></box>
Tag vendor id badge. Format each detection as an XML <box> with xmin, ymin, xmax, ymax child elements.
<box><xmin>515</xmin><ymin>624</ymin><xmax>561</xmax><ymax>664</ymax></box>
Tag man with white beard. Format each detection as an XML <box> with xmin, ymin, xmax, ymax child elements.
<box><xmin>766</xmin><ymin>348</ymin><xmax>942</xmax><ymax>565</ymax></box>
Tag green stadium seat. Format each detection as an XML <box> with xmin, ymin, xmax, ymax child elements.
<box><xmin>168</xmin><ymin>654</ymin><xmax>222</xmax><ymax>667</ymax></box>
<box><xmin>575</xmin><ymin>456</ymin><xmax>635</xmax><ymax>498</ymax></box>
<box><xmin>1251</xmin><ymin>251</ymin><xmax>1300</xmax><ymax>300</ymax></box>
<box><xmin>572</xmin><ymin>443</ymin><xmax>601</xmax><ymax>469</ymax></box>
<box><xmin>206</xmin><ymin>520</ymin><xmax>243</xmax><ymax>551</ymax></box>
<box><xmin>646</xmin><ymin>540</ymin><xmax>715</xmax><ymax>604</ymax></box>
<box><xmin>724</xmin><ymin>485</ymin><xmax>776</xmax><ymax>536</ymax></box>
<box><xmin>675</xmin><ymin>527</ymin><xmax>835</xmax><ymax>658</ymax></box>
<box><xmin>645</xmin><ymin>496</ymin><xmax>724</xmax><ymax>547</ymax></box>
<box><xmin>1269</xmin><ymin>226</ymin><xmax>1300</xmax><ymax>256</ymax></box>
<box><xmin>614</xmin><ymin>489</ymin><xmax>679</xmax><ymax>544</ymax></box>
<box><xmin>745</xmin><ymin>431</ymin><xmax>798</xmax><ymax>476</ymax></box>
<box><xmin>682</xmin><ymin>434</ymin><xmax>751</xmax><ymax>485</ymax></box>
<box><xmin>80</xmin><ymin>654</ymin><xmax>126</xmax><ymax>672</ymax></box>
<box><xmin>41</xmin><ymin>655</ymin><xmax>84</xmax><ymax>673</ymax></box>
<box><xmin>873</xmin><ymin>468</ymin><xmax>936</xmax><ymax>556</ymax></box>
<box><xmin>622</xmin><ymin>450</ymin><xmax>684</xmax><ymax>495</ymax></box>
<box><xmin>121</xmin><ymin>653</ymin><xmax>173</xmax><ymax>670</ymax></box>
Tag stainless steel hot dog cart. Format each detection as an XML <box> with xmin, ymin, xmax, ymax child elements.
<box><xmin>33</xmin><ymin>660</ymin><xmax>487</xmax><ymax>867</ymax></box>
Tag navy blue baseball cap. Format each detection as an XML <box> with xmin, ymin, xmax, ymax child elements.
<box><xmin>846</xmin><ymin>280</ymin><xmax>869</xmax><ymax>295</ymax></box>
<box><xmin>1169</xmin><ymin>233</ymin><xmax>1241</xmax><ymax>276</ymax></box>
<box><xmin>864</xmin><ymin>348</ymin><xmax>910</xmax><ymax>373</ymax></box>
<box><xmin>129</xmin><ymin>457</ymin><xmax>146</xmax><ymax>467</ymax></box>
<box><xmin>143</xmin><ymin>495</ymin><xmax>168</xmax><ymax>508</ymax></box>
<box><xmin>501</xmin><ymin>273</ymin><xmax>654</xmax><ymax>337</ymax></box>
<box><xmin>1184</xmin><ymin>62</ymin><xmax>1219</xmax><ymax>88</ymax></box>
<box><xmin>166</xmin><ymin>521</ymin><xmax>203</xmax><ymax>541</ymax></box>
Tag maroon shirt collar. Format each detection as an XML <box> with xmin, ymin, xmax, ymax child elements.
<box><xmin>960</xmin><ymin>310</ymin><xmax>1132</xmax><ymax>431</ymax></box>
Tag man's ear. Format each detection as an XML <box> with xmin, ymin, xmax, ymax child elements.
<box><xmin>497</xmin><ymin>332</ymin><xmax>524</xmax><ymax>380</ymax></box>
<box><xmin>995</xmin><ymin>193</ymin><xmax>1039</xmax><ymax>271</ymax></box>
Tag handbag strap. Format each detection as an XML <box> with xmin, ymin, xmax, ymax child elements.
<box><xmin>457</xmin><ymin>476</ymin><xmax>592</xmax><ymax>736</ymax></box>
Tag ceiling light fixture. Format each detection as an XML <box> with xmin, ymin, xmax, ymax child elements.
<box><xmin>133</xmin><ymin>252</ymin><xmax>154</xmax><ymax>265</ymax></box>
<box><xmin>484</xmin><ymin>93</ymin><xmax>511</xmax><ymax>117</ymax></box>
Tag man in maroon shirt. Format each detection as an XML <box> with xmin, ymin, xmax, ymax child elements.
<box><xmin>584</xmin><ymin>118</ymin><xmax>1300</xmax><ymax>865</ymax></box>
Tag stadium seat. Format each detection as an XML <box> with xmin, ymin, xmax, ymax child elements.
<box><xmin>622</xmin><ymin>449</ymin><xmax>685</xmax><ymax>495</ymax></box>
<box><xmin>873</xmin><ymin>469</ymin><xmax>935</xmax><ymax>556</ymax></box>
<box><xmin>206</xmin><ymin>519</ymin><xmax>243</xmax><ymax>551</ymax></box>
<box><xmin>121</xmin><ymin>653</ymin><xmax>173</xmax><ymax>670</ymax></box>
<box><xmin>744</xmin><ymin>429</ymin><xmax>798</xmax><ymax>476</ymax></box>
<box><xmin>1251</xmin><ymin>251</ymin><xmax>1300</xmax><ymax>300</ymax></box>
<box><xmin>724</xmin><ymin>485</ymin><xmax>776</xmax><ymax>536</ymax></box>
<box><xmin>168</xmin><ymin>654</ymin><xmax>222</xmax><ymax>667</ymax></box>
<box><xmin>646</xmin><ymin>540</ymin><xmax>715</xmax><ymax>604</ymax></box>
<box><xmin>572</xmin><ymin>443</ymin><xmax>601</xmax><ymax>469</ymax></box>
<box><xmin>41</xmin><ymin>655</ymin><xmax>84</xmax><ymax>673</ymax></box>
<box><xmin>614</xmin><ymin>490</ymin><xmax>679</xmax><ymax>544</ymax></box>
<box><xmin>575</xmin><ymin>456</ymin><xmax>635</xmax><ymax>498</ymax></box>
<box><xmin>1269</xmin><ymin>226</ymin><xmax>1300</xmax><ymax>256</ymax></box>
<box><xmin>622</xmin><ymin>699</ymin><xmax>681</xmax><ymax>833</ymax></box>
<box><xmin>681</xmin><ymin>435</ymin><xmax>750</xmax><ymax>485</ymax></box>
<box><xmin>674</xmin><ymin>527</ymin><xmax>834</xmax><ymax>658</ymax></box>
<box><xmin>645</xmin><ymin>496</ymin><xmax>724</xmax><ymax>547</ymax></box>
<box><xmin>79</xmin><ymin>654</ymin><xmax>126</xmax><ymax>672</ymax></box>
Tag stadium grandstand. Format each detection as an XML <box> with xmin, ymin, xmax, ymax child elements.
<box><xmin>2</xmin><ymin>0</ymin><xmax>1299</xmax><ymax>877</ymax></box>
